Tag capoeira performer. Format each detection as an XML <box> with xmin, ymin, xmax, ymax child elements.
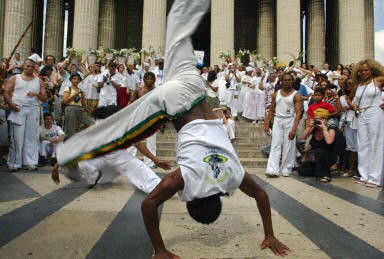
<box><xmin>56</xmin><ymin>1</ymin><xmax>290</xmax><ymax>257</ymax></box>
<box><xmin>52</xmin><ymin>105</ymin><xmax>171</xmax><ymax>193</ymax></box>
<box><xmin>264</xmin><ymin>73</ymin><xmax>302</xmax><ymax>177</ymax></box>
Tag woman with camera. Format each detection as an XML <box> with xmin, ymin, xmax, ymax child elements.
<box><xmin>349</xmin><ymin>59</ymin><xmax>384</xmax><ymax>188</ymax></box>
<box><xmin>300</xmin><ymin>107</ymin><xmax>337</xmax><ymax>183</ymax></box>
<box><xmin>62</xmin><ymin>72</ymin><xmax>94</xmax><ymax>138</ymax></box>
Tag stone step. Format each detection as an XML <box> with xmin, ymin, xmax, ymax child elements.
<box><xmin>137</xmin><ymin>156</ymin><xmax>268</xmax><ymax>168</ymax></box>
<box><xmin>153</xmin><ymin>148</ymin><xmax>267</xmax><ymax>158</ymax></box>
<box><xmin>158</xmin><ymin>130</ymin><xmax>267</xmax><ymax>138</ymax></box>
<box><xmin>157</xmin><ymin>135</ymin><xmax>271</xmax><ymax>143</ymax></box>
<box><xmin>156</xmin><ymin>141</ymin><xmax>270</xmax><ymax>150</ymax></box>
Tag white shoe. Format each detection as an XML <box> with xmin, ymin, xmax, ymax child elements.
<box><xmin>282</xmin><ymin>172</ymin><xmax>290</xmax><ymax>177</ymax></box>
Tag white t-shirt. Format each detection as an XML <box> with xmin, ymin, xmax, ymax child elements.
<box><xmin>97</xmin><ymin>73</ymin><xmax>121</xmax><ymax>101</ymax></box>
<box><xmin>81</xmin><ymin>74</ymin><xmax>100</xmax><ymax>99</ymax></box>
<box><xmin>40</xmin><ymin>125</ymin><xmax>64</xmax><ymax>139</ymax></box>
<box><xmin>176</xmin><ymin>119</ymin><xmax>245</xmax><ymax>201</ymax></box>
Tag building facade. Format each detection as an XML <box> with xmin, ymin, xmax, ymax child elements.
<box><xmin>0</xmin><ymin>0</ymin><xmax>375</xmax><ymax>68</ymax></box>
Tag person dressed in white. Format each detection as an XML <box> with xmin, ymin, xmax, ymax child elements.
<box><xmin>339</xmin><ymin>80</ymin><xmax>358</xmax><ymax>177</ymax></box>
<box><xmin>5</xmin><ymin>59</ymin><xmax>47</xmax><ymax>171</ymax></box>
<box><xmin>264</xmin><ymin>73</ymin><xmax>302</xmax><ymax>177</ymax></box>
<box><xmin>97</xmin><ymin>62</ymin><xmax>121</xmax><ymax>107</ymax></box>
<box><xmin>239</xmin><ymin>66</ymin><xmax>253</xmax><ymax>116</ymax></box>
<box><xmin>320</xmin><ymin>63</ymin><xmax>334</xmax><ymax>81</ymax></box>
<box><xmin>52</xmin><ymin>105</ymin><xmax>171</xmax><ymax>192</ymax></box>
<box><xmin>39</xmin><ymin>113</ymin><xmax>65</xmax><ymax>165</ymax></box>
<box><xmin>152</xmin><ymin>59</ymin><xmax>164</xmax><ymax>88</ymax></box>
<box><xmin>81</xmin><ymin>64</ymin><xmax>100</xmax><ymax>114</ymax></box>
<box><xmin>243</xmin><ymin>68</ymin><xmax>265</xmax><ymax>122</ymax></box>
<box><xmin>56</xmin><ymin>3</ymin><xmax>290</xmax><ymax>257</ymax></box>
<box><xmin>351</xmin><ymin>60</ymin><xmax>384</xmax><ymax>188</ymax></box>
<box><xmin>224</xmin><ymin>63</ymin><xmax>241</xmax><ymax>118</ymax></box>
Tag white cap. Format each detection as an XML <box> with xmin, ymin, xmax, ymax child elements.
<box><xmin>28</xmin><ymin>53</ymin><xmax>42</xmax><ymax>63</ymax></box>
<box><xmin>246</xmin><ymin>66</ymin><xmax>253</xmax><ymax>72</ymax></box>
<box><xmin>144</xmin><ymin>62</ymin><xmax>150</xmax><ymax>67</ymax></box>
<box><xmin>228</xmin><ymin>63</ymin><xmax>233</xmax><ymax>67</ymax></box>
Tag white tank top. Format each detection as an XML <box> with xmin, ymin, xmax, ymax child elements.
<box><xmin>12</xmin><ymin>74</ymin><xmax>40</xmax><ymax>106</ymax></box>
<box><xmin>354</xmin><ymin>80</ymin><xmax>382</xmax><ymax>108</ymax></box>
<box><xmin>275</xmin><ymin>90</ymin><xmax>297</xmax><ymax>118</ymax></box>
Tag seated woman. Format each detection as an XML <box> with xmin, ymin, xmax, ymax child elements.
<box><xmin>299</xmin><ymin>102</ymin><xmax>337</xmax><ymax>183</ymax></box>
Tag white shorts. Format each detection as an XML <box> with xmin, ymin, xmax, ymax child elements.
<box><xmin>66</xmin><ymin>150</ymin><xmax>161</xmax><ymax>194</ymax></box>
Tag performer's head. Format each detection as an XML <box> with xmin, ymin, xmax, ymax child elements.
<box><xmin>186</xmin><ymin>193</ymin><xmax>222</xmax><ymax>224</ymax></box>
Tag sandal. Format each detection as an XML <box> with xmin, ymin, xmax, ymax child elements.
<box><xmin>352</xmin><ymin>176</ymin><xmax>365</xmax><ymax>184</ymax></box>
<box><xmin>320</xmin><ymin>176</ymin><xmax>332</xmax><ymax>183</ymax></box>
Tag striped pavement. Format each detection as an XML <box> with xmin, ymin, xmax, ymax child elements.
<box><xmin>0</xmin><ymin>167</ymin><xmax>383</xmax><ymax>259</ymax></box>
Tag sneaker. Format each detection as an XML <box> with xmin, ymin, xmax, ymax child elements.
<box><xmin>26</xmin><ymin>165</ymin><xmax>38</xmax><ymax>171</ymax></box>
<box><xmin>282</xmin><ymin>172</ymin><xmax>290</xmax><ymax>177</ymax></box>
<box><xmin>8</xmin><ymin>166</ymin><xmax>18</xmax><ymax>172</ymax></box>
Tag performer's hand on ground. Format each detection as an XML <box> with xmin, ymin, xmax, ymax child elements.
<box><xmin>154</xmin><ymin>250</ymin><xmax>181</xmax><ymax>259</ymax></box>
<box><xmin>51</xmin><ymin>163</ymin><xmax>60</xmax><ymax>184</ymax></box>
<box><xmin>261</xmin><ymin>236</ymin><xmax>290</xmax><ymax>256</ymax></box>
<box><xmin>155</xmin><ymin>160</ymin><xmax>172</xmax><ymax>170</ymax></box>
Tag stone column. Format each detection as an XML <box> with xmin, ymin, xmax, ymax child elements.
<box><xmin>0</xmin><ymin>0</ymin><xmax>5</xmax><ymax>57</ymax></box>
<box><xmin>257</xmin><ymin>0</ymin><xmax>275</xmax><ymax>59</ymax></box>
<box><xmin>306</xmin><ymin>0</ymin><xmax>325</xmax><ymax>68</ymax></box>
<box><xmin>98</xmin><ymin>0</ymin><xmax>116</xmax><ymax>48</ymax></box>
<box><xmin>365</xmin><ymin>0</ymin><xmax>374</xmax><ymax>59</ymax></box>
<box><xmin>338</xmin><ymin>0</ymin><xmax>365</xmax><ymax>64</ymax></box>
<box><xmin>72</xmin><ymin>0</ymin><xmax>100</xmax><ymax>50</ymax></box>
<box><xmin>31</xmin><ymin>0</ymin><xmax>44</xmax><ymax>55</ymax></box>
<box><xmin>141</xmin><ymin>0</ymin><xmax>166</xmax><ymax>56</ymax></box>
<box><xmin>326</xmin><ymin>0</ymin><xmax>338</xmax><ymax>67</ymax></box>
<box><xmin>66</xmin><ymin>0</ymin><xmax>75</xmax><ymax>48</ymax></box>
<box><xmin>2</xmin><ymin>0</ymin><xmax>34</xmax><ymax>59</ymax></box>
<box><xmin>276</xmin><ymin>0</ymin><xmax>301</xmax><ymax>64</ymax></box>
<box><xmin>211</xmin><ymin>0</ymin><xmax>234</xmax><ymax>66</ymax></box>
<box><xmin>44</xmin><ymin>0</ymin><xmax>65</xmax><ymax>59</ymax></box>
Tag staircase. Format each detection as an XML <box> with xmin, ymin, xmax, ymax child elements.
<box><xmin>153</xmin><ymin>119</ymin><xmax>271</xmax><ymax>170</ymax></box>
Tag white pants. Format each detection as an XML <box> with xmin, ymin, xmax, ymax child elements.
<box><xmin>225</xmin><ymin>90</ymin><xmax>239</xmax><ymax>117</ymax></box>
<box><xmin>266</xmin><ymin>117</ymin><xmax>296</xmax><ymax>175</ymax></box>
<box><xmin>57</xmin><ymin>0</ymin><xmax>209</xmax><ymax>167</ymax></box>
<box><xmin>40</xmin><ymin>140</ymin><xmax>60</xmax><ymax>158</ymax></box>
<box><xmin>8</xmin><ymin>106</ymin><xmax>40</xmax><ymax>168</ymax></box>
<box><xmin>357</xmin><ymin>107</ymin><xmax>384</xmax><ymax>186</ymax></box>
<box><xmin>226</xmin><ymin>119</ymin><xmax>236</xmax><ymax>140</ymax></box>
<box><xmin>68</xmin><ymin>150</ymin><xmax>161</xmax><ymax>194</ymax></box>
<box><xmin>143</xmin><ymin>133</ymin><xmax>157</xmax><ymax>167</ymax></box>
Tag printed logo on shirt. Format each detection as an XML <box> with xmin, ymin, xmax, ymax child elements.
<box><xmin>203</xmin><ymin>150</ymin><xmax>230</xmax><ymax>185</ymax></box>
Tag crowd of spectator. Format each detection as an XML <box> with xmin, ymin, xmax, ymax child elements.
<box><xmin>0</xmin><ymin>49</ymin><xmax>383</xmax><ymax>188</ymax></box>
